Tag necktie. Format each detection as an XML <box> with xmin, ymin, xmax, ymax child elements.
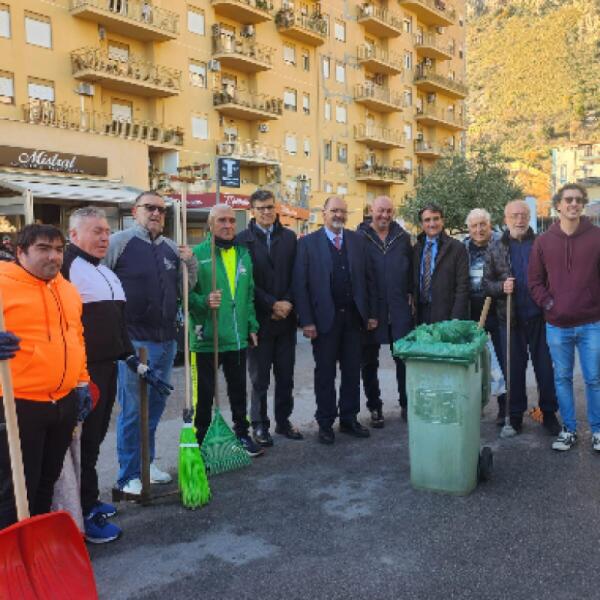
<box><xmin>421</xmin><ymin>241</ymin><xmax>433</xmax><ymax>300</ymax></box>
<box><xmin>334</xmin><ymin>235</ymin><xmax>341</xmax><ymax>250</ymax></box>
<box><xmin>266</xmin><ymin>230</ymin><xmax>271</xmax><ymax>252</ymax></box>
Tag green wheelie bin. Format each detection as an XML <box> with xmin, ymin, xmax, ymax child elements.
<box><xmin>393</xmin><ymin>320</ymin><xmax>492</xmax><ymax>496</ymax></box>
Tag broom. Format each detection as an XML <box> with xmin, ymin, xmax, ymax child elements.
<box><xmin>200</xmin><ymin>230</ymin><xmax>251</xmax><ymax>475</ymax></box>
<box><xmin>177</xmin><ymin>189</ymin><xmax>210</xmax><ymax>508</ymax></box>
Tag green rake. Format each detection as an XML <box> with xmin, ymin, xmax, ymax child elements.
<box><xmin>200</xmin><ymin>232</ymin><xmax>251</xmax><ymax>475</ymax></box>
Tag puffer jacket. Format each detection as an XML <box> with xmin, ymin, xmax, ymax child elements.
<box><xmin>0</xmin><ymin>262</ymin><xmax>88</xmax><ymax>401</ymax></box>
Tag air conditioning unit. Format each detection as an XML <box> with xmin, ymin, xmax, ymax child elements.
<box><xmin>77</xmin><ymin>83</ymin><xmax>95</xmax><ymax>96</ymax></box>
<box><xmin>297</xmin><ymin>173</ymin><xmax>308</xmax><ymax>181</ymax></box>
<box><xmin>208</xmin><ymin>59</ymin><xmax>221</xmax><ymax>72</ymax></box>
<box><xmin>258</xmin><ymin>123</ymin><xmax>269</xmax><ymax>133</ymax></box>
<box><xmin>308</xmin><ymin>213</ymin><xmax>317</xmax><ymax>224</ymax></box>
<box><xmin>242</xmin><ymin>25</ymin><xmax>255</xmax><ymax>37</ymax></box>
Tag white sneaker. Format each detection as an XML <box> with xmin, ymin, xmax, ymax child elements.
<box><xmin>121</xmin><ymin>478</ymin><xmax>142</xmax><ymax>496</ymax></box>
<box><xmin>592</xmin><ymin>433</ymin><xmax>600</xmax><ymax>452</ymax></box>
<box><xmin>150</xmin><ymin>463</ymin><xmax>172</xmax><ymax>484</ymax></box>
<box><xmin>552</xmin><ymin>427</ymin><xmax>577</xmax><ymax>451</ymax></box>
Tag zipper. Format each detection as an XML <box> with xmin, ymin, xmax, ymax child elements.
<box><xmin>232</xmin><ymin>256</ymin><xmax>242</xmax><ymax>350</ymax></box>
<box><xmin>48</xmin><ymin>283</ymin><xmax>68</xmax><ymax>395</ymax></box>
<box><xmin>366</xmin><ymin>231</ymin><xmax>401</xmax><ymax>255</ymax></box>
<box><xmin>96</xmin><ymin>265</ymin><xmax>115</xmax><ymax>300</ymax></box>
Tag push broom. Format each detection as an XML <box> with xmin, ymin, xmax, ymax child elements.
<box><xmin>500</xmin><ymin>293</ymin><xmax>518</xmax><ymax>439</ymax></box>
<box><xmin>176</xmin><ymin>190</ymin><xmax>210</xmax><ymax>508</ymax></box>
<box><xmin>200</xmin><ymin>230</ymin><xmax>251</xmax><ymax>475</ymax></box>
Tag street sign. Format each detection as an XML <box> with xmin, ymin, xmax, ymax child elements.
<box><xmin>218</xmin><ymin>158</ymin><xmax>240</xmax><ymax>188</ymax></box>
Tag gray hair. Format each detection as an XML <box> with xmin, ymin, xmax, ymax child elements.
<box><xmin>208</xmin><ymin>203</ymin><xmax>234</xmax><ymax>223</ymax></box>
<box><xmin>69</xmin><ymin>206</ymin><xmax>107</xmax><ymax>231</ymax></box>
<box><xmin>504</xmin><ymin>199</ymin><xmax>530</xmax><ymax>217</ymax></box>
<box><xmin>465</xmin><ymin>208</ymin><xmax>491</xmax><ymax>227</ymax></box>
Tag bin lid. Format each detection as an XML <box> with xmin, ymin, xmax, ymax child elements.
<box><xmin>393</xmin><ymin>320</ymin><xmax>487</xmax><ymax>365</ymax></box>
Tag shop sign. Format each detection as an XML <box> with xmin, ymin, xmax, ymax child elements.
<box><xmin>171</xmin><ymin>192</ymin><xmax>250</xmax><ymax>210</ymax></box>
<box><xmin>276</xmin><ymin>202</ymin><xmax>310</xmax><ymax>220</ymax></box>
<box><xmin>218</xmin><ymin>158</ymin><xmax>240</xmax><ymax>188</ymax></box>
<box><xmin>0</xmin><ymin>145</ymin><xmax>108</xmax><ymax>176</ymax></box>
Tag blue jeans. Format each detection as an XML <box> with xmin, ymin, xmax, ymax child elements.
<box><xmin>546</xmin><ymin>321</ymin><xmax>600</xmax><ymax>434</ymax></box>
<box><xmin>116</xmin><ymin>339</ymin><xmax>177</xmax><ymax>487</ymax></box>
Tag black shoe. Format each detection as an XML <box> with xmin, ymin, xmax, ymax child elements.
<box><xmin>400</xmin><ymin>407</ymin><xmax>408</xmax><ymax>422</ymax></box>
<box><xmin>275</xmin><ymin>421</ymin><xmax>304</xmax><ymax>440</ymax></box>
<box><xmin>339</xmin><ymin>420</ymin><xmax>371</xmax><ymax>438</ymax></box>
<box><xmin>542</xmin><ymin>411</ymin><xmax>561</xmax><ymax>436</ymax></box>
<box><xmin>252</xmin><ymin>426</ymin><xmax>274</xmax><ymax>447</ymax></box>
<box><xmin>318</xmin><ymin>426</ymin><xmax>335</xmax><ymax>445</ymax></box>
<box><xmin>370</xmin><ymin>409</ymin><xmax>384</xmax><ymax>429</ymax></box>
<box><xmin>509</xmin><ymin>414</ymin><xmax>523</xmax><ymax>433</ymax></box>
<box><xmin>238</xmin><ymin>435</ymin><xmax>265</xmax><ymax>457</ymax></box>
<box><xmin>496</xmin><ymin>410</ymin><xmax>506</xmax><ymax>427</ymax></box>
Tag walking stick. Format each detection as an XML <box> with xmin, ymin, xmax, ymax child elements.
<box><xmin>500</xmin><ymin>293</ymin><xmax>516</xmax><ymax>438</ymax></box>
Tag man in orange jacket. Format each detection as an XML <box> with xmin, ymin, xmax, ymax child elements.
<box><xmin>0</xmin><ymin>224</ymin><xmax>90</xmax><ymax>529</ymax></box>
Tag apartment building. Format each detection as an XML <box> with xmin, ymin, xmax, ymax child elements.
<box><xmin>552</xmin><ymin>141</ymin><xmax>600</xmax><ymax>209</ymax></box>
<box><xmin>0</xmin><ymin>0</ymin><xmax>466</xmax><ymax>238</ymax></box>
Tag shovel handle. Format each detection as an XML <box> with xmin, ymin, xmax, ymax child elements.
<box><xmin>210</xmin><ymin>232</ymin><xmax>220</xmax><ymax>410</ymax></box>
<box><xmin>0</xmin><ymin>292</ymin><xmax>30</xmax><ymax>521</ymax></box>
<box><xmin>478</xmin><ymin>297</ymin><xmax>492</xmax><ymax>329</ymax></box>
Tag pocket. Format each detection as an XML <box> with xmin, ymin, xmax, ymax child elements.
<box><xmin>550</xmin><ymin>288</ymin><xmax>595</xmax><ymax>322</ymax></box>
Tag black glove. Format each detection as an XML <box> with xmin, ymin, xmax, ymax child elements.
<box><xmin>75</xmin><ymin>385</ymin><xmax>93</xmax><ymax>422</ymax></box>
<box><xmin>125</xmin><ymin>355</ymin><xmax>173</xmax><ymax>396</ymax></box>
<box><xmin>0</xmin><ymin>332</ymin><xmax>20</xmax><ymax>360</ymax></box>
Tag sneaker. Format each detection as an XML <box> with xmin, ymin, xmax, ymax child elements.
<box><xmin>238</xmin><ymin>435</ymin><xmax>264</xmax><ymax>457</ymax></box>
<box><xmin>150</xmin><ymin>463</ymin><xmax>172</xmax><ymax>484</ymax></box>
<box><xmin>509</xmin><ymin>414</ymin><xmax>523</xmax><ymax>433</ymax></box>
<box><xmin>84</xmin><ymin>512</ymin><xmax>122</xmax><ymax>544</ymax></box>
<box><xmin>542</xmin><ymin>412</ymin><xmax>561</xmax><ymax>436</ymax></box>
<box><xmin>91</xmin><ymin>501</ymin><xmax>117</xmax><ymax>519</ymax></box>
<box><xmin>592</xmin><ymin>433</ymin><xmax>600</xmax><ymax>452</ymax></box>
<box><xmin>121</xmin><ymin>478</ymin><xmax>142</xmax><ymax>496</ymax></box>
<box><xmin>252</xmin><ymin>426</ymin><xmax>274</xmax><ymax>447</ymax></box>
<box><xmin>370</xmin><ymin>409</ymin><xmax>384</xmax><ymax>429</ymax></box>
<box><xmin>552</xmin><ymin>427</ymin><xmax>577</xmax><ymax>451</ymax></box>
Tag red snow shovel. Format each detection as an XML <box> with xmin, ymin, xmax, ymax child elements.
<box><xmin>0</xmin><ymin>295</ymin><xmax>98</xmax><ymax>599</ymax></box>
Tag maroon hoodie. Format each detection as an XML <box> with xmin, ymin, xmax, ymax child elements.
<box><xmin>528</xmin><ymin>217</ymin><xmax>600</xmax><ymax>327</ymax></box>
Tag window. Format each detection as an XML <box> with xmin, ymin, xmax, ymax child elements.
<box><xmin>404</xmin><ymin>88</ymin><xmax>412</xmax><ymax>107</ymax></box>
<box><xmin>0</xmin><ymin>71</ymin><xmax>14</xmax><ymax>104</ymax></box>
<box><xmin>335</xmin><ymin>62</ymin><xmax>345</xmax><ymax>83</ymax></box>
<box><xmin>335</xmin><ymin>104</ymin><xmax>347</xmax><ymax>123</ymax></box>
<box><xmin>337</xmin><ymin>143</ymin><xmax>347</xmax><ymax>163</ymax></box>
<box><xmin>0</xmin><ymin>5</ymin><xmax>10</xmax><ymax>39</ymax></box>
<box><xmin>302</xmin><ymin>93</ymin><xmax>310</xmax><ymax>115</ymax></box>
<box><xmin>108</xmin><ymin>41</ymin><xmax>129</xmax><ymax>62</ymax></box>
<box><xmin>189</xmin><ymin>60</ymin><xmax>207</xmax><ymax>87</ymax></box>
<box><xmin>337</xmin><ymin>183</ymin><xmax>347</xmax><ymax>196</ymax></box>
<box><xmin>283</xmin><ymin>43</ymin><xmax>296</xmax><ymax>65</ymax></box>
<box><xmin>28</xmin><ymin>78</ymin><xmax>54</xmax><ymax>101</ymax></box>
<box><xmin>25</xmin><ymin>13</ymin><xmax>51</xmax><ymax>48</ymax></box>
<box><xmin>324</xmin><ymin>140</ymin><xmax>332</xmax><ymax>161</ymax></box>
<box><xmin>324</xmin><ymin>100</ymin><xmax>331</xmax><ymax>120</ymax></box>
<box><xmin>303</xmin><ymin>138</ymin><xmax>311</xmax><ymax>157</ymax></box>
<box><xmin>285</xmin><ymin>133</ymin><xmax>297</xmax><ymax>155</ymax></box>
<box><xmin>322</xmin><ymin>56</ymin><xmax>330</xmax><ymax>79</ymax></box>
<box><xmin>191</xmin><ymin>115</ymin><xmax>208</xmax><ymax>139</ymax></box>
<box><xmin>403</xmin><ymin>18</ymin><xmax>412</xmax><ymax>33</ymax></box>
<box><xmin>283</xmin><ymin>88</ymin><xmax>297</xmax><ymax>111</ymax></box>
<box><xmin>404</xmin><ymin>51</ymin><xmax>412</xmax><ymax>70</ymax></box>
<box><xmin>187</xmin><ymin>7</ymin><xmax>205</xmax><ymax>35</ymax></box>
<box><xmin>302</xmin><ymin>49</ymin><xmax>310</xmax><ymax>71</ymax></box>
<box><xmin>111</xmin><ymin>100</ymin><xmax>132</xmax><ymax>122</ymax></box>
<box><xmin>324</xmin><ymin>181</ymin><xmax>333</xmax><ymax>193</ymax></box>
<box><xmin>403</xmin><ymin>123</ymin><xmax>412</xmax><ymax>141</ymax></box>
<box><xmin>559</xmin><ymin>164</ymin><xmax>567</xmax><ymax>183</ymax></box>
<box><xmin>404</xmin><ymin>158</ymin><xmax>413</xmax><ymax>174</ymax></box>
<box><xmin>334</xmin><ymin>20</ymin><xmax>345</xmax><ymax>42</ymax></box>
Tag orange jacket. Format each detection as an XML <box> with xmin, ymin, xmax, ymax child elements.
<box><xmin>0</xmin><ymin>262</ymin><xmax>88</xmax><ymax>402</ymax></box>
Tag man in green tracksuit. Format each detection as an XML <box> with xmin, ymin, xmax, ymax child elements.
<box><xmin>189</xmin><ymin>204</ymin><xmax>263</xmax><ymax>457</ymax></box>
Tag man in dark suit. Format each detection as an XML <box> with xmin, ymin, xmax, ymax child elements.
<box><xmin>236</xmin><ymin>189</ymin><xmax>303</xmax><ymax>447</ymax></box>
<box><xmin>413</xmin><ymin>203</ymin><xmax>470</xmax><ymax>325</ymax></box>
<box><xmin>293</xmin><ymin>196</ymin><xmax>378</xmax><ymax>444</ymax></box>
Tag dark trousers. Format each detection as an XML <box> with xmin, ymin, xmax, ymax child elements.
<box><xmin>312</xmin><ymin>309</ymin><xmax>362</xmax><ymax>428</ymax></box>
<box><xmin>0</xmin><ymin>392</ymin><xmax>78</xmax><ymax>529</ymax></box>
<box><xmin>194</xmin><ymin>350</ymin><xmax>249</xmax><ymax>443</ymax></box>
<box><xmin>362</xmin><ymin>337</ymin><xmax>407</xmax><ymax>410</ymax></box>
<box><xmin>81</xmin><ymin>361</ymin><xmax>117</xmax><ymax>515</ymax></box>
<box><xmin>499</xmin><ymin>315</ymin><xmax>558</xmax><ymax>416</ymax></box>
<box><xmin>248</xmin><ymin>329</ymin><xmax>296</xmax><ymax>429</ymax></box>
<box><xmin>417</xmin><ymin>303</ymin><xmax>432</xmax><ymax>325</ymax></box>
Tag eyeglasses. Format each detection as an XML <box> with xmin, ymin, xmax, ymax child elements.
<box><xmin>140</xmin><ymin>204</ymin><xmax>167</xmax><ymax>215</ymax></box>
<box><xmin>563</xmin><ymin>196</ymin><xmax>585</xmax><ymax>205</ymax></box>
<box><xmin>328</xmin><ymin>209</ymin><xmax>348</xmax><ymax>215</ymax></box>
<box><xmin>254</xmin><ymin>205</ymin><xmax>275</xmax><ymax>212</ymax></box>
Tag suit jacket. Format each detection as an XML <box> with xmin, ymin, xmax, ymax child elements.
<box><xmin>413</xmin><ymin>231</ymin><xmax>470</xmax><ymax>323</ymax></box>
<box><xmin>293</xmin><ymin>227</ymin><xmax>378</xmax><ymax>335</ymax></box>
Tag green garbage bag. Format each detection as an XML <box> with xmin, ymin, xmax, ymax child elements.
<box><xmin>393</xmin><ymin>320</ymin><xmax>488</xmax><ymax>365</ymax></box>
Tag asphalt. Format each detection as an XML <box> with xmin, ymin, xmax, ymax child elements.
<box><xmin>89</xmin><ymin>335</ymin><xmax>600</xmax><ymax>600</ymax></box>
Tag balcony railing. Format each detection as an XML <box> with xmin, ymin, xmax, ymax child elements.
<box><xmin>357</xmin><ymin>44</ymin><xmax>403</xmax><ymax>75</ymax></box>
<box><xmin>355</xmin><ymin>158</ymin><xmax>408</xmax><ymax>183</ymax></box>
<box><xmin>211</xmin><ymin>0</ymin><xmax>274</xmax><ymax>24</ymax></box>
<box><xmin>70</xmin><ymin>0</ymin><xmax>179</xmax><ymax>41</ymax></box>
<box><xmin>354</xmin><ymin>83</ymin><xmax>403</xmax><ymax>111</ymax></box>
<box><xmin>357</xmin><ymin>4</ymin><xmax>402</xmax><ymax>37</ymax></box>
<box><xmin>399</xmin><ymin>0</ymin><xmax>456</xmax><ymax>26</ymax></box>
<box><xmin>354</xmin><ymin>124</ymin><xmax>405</xmax><ymax>148</ymax></box>
<box><xmin>416</xmin><ymin>105</ymin><xmax>465</xmax><ymax>129</ymax></box>
<box><xmin>414</xmin><ymin>140</ymin><xmax>442</xmax><ymax>155</ymax></box>
<box><xmin>71</xmin><ymin>47</ymin><xmax>181</xmax><ymax>97</ymax></box>
<box><xmin>213</xmin><ymin>89</ymin><xmax>283</xmax><ymax>119</ymax></box>
<box><xmin>21</xmin><ymin>100</ymin><xmax>183</xmax><ymax>147</ymax></box>
<box><xmin>212</xmin><ymin>35</ymin><xmax>274</xmax><ymax>71</ymax></box>
<box><xmin>414</xmin><ymin>67</ymin><xmax>468</xmax><ymax>98</ymax></box>
<box><xmin>216</xmin><ymin>139</ymin><xmax>281</xmax><ymax>164</ymax></box>
<box><xmin>414</xmin><ymin>33</ymin><xmax>455</xmax><ymax>59</ymax></box>
<box><xmin>275</xmin><ymin>8</ymin><xmax>328</xmax><ymax>45</ymax></box>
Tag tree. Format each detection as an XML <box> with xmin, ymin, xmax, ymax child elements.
<box><xmin>399</xmin><ymin>146</ymin><xmax>523</xmax><ymax>234</ymax></box>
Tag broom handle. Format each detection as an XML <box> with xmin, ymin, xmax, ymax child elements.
<box><xmin>211</xmin><ymin>232</ymin><xmax>220</xmax><ymax>410</ymax></box>
<box><xmin>478</xmin><ymin>297</ymin><xmax>492</xmax><ymax>330</ymax></box>
<box><xmin>506</xmin><ymin>292</ymin><xmax>512</xmax><ymax>417</ymax></box>
<box><xmin>0</xmin><ymin>292</ymin><xmax>30</xmax><ymax>521</ymax></box>
<box><xmin>180</xmin><ymin>187</ymin><xmax>191</xmax><ymax>412</ymax></box>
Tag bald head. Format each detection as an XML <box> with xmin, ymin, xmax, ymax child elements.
<box><xmin>371</xmin><ymin>196</ymin><xmax>393</xmax><ymax>235</ymax></box>
<box><xmin>504</xmin><ymin>200</ymin><xmax>531</xmax><ymax>240</ymax></box>
<box><xmin>209</xmin><ymin>203</ymin><xmax>236</xmax><ymax>240</ymax></box>
<box><xmin>322</xmin><ymin>196</ymin><xmax>347</xmax><ymax>233</ymax></box>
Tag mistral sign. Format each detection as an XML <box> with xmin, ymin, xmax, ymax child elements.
<box><xmin>0</xmin><ymin>145</ymin><xmax>108</xmax><ymax>177</ymax></box>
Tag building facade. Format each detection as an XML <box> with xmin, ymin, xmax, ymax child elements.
<box><xmin>0</xmin><ymin>0</ymin><xmax>466</xmax><ymax>238</ymax></box>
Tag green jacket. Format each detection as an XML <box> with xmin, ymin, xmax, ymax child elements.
<box><xmin>189</xmin><ymin>238</ymin><xmax>259</xmax><ymax>353</ymax></box>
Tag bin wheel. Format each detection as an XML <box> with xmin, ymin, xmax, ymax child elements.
<box><xmin>477</xmin><ymin>446</ymin><xmax>493</xmax><ymax>482</ymax></box>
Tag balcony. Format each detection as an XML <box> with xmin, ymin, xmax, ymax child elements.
<box><xmin>70</xmin><ymin>0</ymin><xmax>179</xmax><ymax>42</ymax></box>
<box><xmin>275</xmin><ymin>8</ymin><xmax>328</xmax><ymax>46</ymax></box>
<box><xmin>414</xmin><ymin>140</ymin><xmax>442</xmax><ymax>158</ymax></box>
<box><xmin>414</xmin><ymin>33</ymin><xmax>454</xmax><ymax>61</ymax></box>
<box><xmin>213</xmin><ymin>89</ymin><xmax>282</xmax><ymax>120</ymax></box>
<box><xmin>355</xmin><ymin>158</ymin><xmax>408</xmax><ymax>185</ymax></box>
<box><xmin>216</xmin><ymin>139</ymin><xmax>281</xmax><ymax>166</ymax></box>
<box><xmin>354</xmin><ymin>124</ymin><xmax>405</xmax><ymax>149</ymax></box>
<box><xmin>354</xmin><ymin>83</ymin><xmax>403</xmax><ymax>113</ymax></box>
<box><xmin>71</xmin><ymin>47</ymin><xmax>181</xmax><ymax>98</ymax></box>
<box><xmin>211</xmin><ymin>0</ymin><xmax>273</xmax><ymax>24</ymax></box>
<box><xmin>357</xmin><ymin>4</ymin><xmax>402</xmax><ymax>38</ymax></box>
<box><xmin>398</xmin><ymin>0</ymin><xmax>456</xmax><ymax>27</ymax></box>
<box><xmin>212</xmin><ymin>36</ymin><xmax>274</xmax><ymax>72</ymax></box>
<box><xmin>414</xmin><ymin>67</ymin><xmax>468</xmax><ymax>99</ymax></box>
<box><xmin>21</xmin><ymin>100</ymin><xmax>184</xmax><ymax>151</ymax></box>
<box><xmin>416</xmin><ymin>105</ymin><xmax>465</xmax><ymax>130</ymax></box>
<box><xmin>357</xmin><ymin>45</ymin><xmax>403</xmax><ymax>76</ymax></box>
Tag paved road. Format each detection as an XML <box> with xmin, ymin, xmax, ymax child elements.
<box><xmin>90</xmin><ymin>336</ymin><xmax>599</xmax><ymax>600</ymax></box>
